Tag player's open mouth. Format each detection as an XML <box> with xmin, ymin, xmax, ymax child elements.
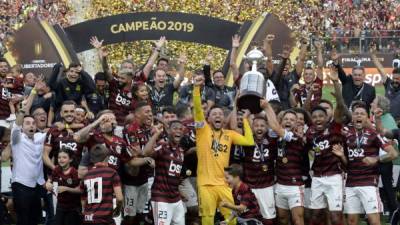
<box><xmin>284</xmin><ymin>124</ymin><xmax>291</xmax><ymax>129</ymax></box>
<box><xmin>29</xmin><ymin>129</ymin><xmax>35</xmax><ymax>133</ymax></box>
<box><xmin>256</xmin><ymin>130</ymin><xmax>263</xmax><ymax>135</ymax></box>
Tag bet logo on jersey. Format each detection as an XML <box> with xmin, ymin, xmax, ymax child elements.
<box><xmin>115</xmin><ymin>93</ymin><xmax>131</xmax><ymax>106</ymax></box>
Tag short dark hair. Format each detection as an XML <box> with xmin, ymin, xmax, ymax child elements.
<box><xmin>352</xmin><ymin>66</ymin><xmax>365</xmax><ymax>73</ymax></box>
<box><xmin>134</xmin><ymin>101</ymin><xmax>150</xmax><ymax>113</ymax></box>
<box><xmin>168</xmin><ymin>120</ymin><xmax>183</xmax><ymax>128</ymax></box>
<box><xmin>252</xmin><ymin>115</ymin><xmax>267</xmax><ymax>123</ymax></box>
<box><xmin>311</xmin><ymin>106</ymin><xmax>327</xmax><ymax>115</ymax></box>
<box><xmin>351</xmin><ymin>100</ymin><xmax>368</xmax><ymax>113</ymax></box>
<box><xmin>224</xmin><ymin>164</ymin><xmax>243</xmax><ymax>179</ymax></box>
<box><xmin>0</xmin><ymin>58</ymin><xmax>9</xmax><ymax>66</ymax></box>
<box><xmin>162</xmin><ymin>106</ymin><xmax>176</xmax><ymax>115</ymax></box>
<box><xmin>194</xmin><ymin>69</ymin><xmax>204</xmax><ymax>76</ymax></box>
<box><xmin>62</xmin><ymin>100</ymin><xmax>77</xmax><ymax>107</ymax></box>
<box><xmin>94</xmin><ymin>72</ymin><xmax>106</xmax><ymax>81</ymax></box>
<box><xmin>58</xmin><ymin>147</ymin><xmax>74</xmax><ymax>159</ymax></box>
<box><xmin>207</xmin><ymin>105</ymin><xmax>224</xmax><ymax>117</ymax></box>
<box><xmin>319</xmin><ymin>99</ymin><xmax>333</xmax><ymax>109</ymax></box>
<box><xmin>282</xmin><ymin>109</ymin><xmax>297</xmax><ymax>118</ymax></box>
<box><xmin>292</xmin><ymin>107</ymin><xmax>311</xmax><ymax>125</ymax></box>
<box><xmin>176</xmin><ymin>104</ymin><xmax>191</xmax><ymax>119</ymax></box>
<box><xmin>90</xmin><ymin>144</ymin><xmax>109</xmax><ymax>163</ymax></box>
<box><xmin>212</xmin><ymin>70</ymin><xmax>224</xmax><ymax>77</ymax></box>
<box><xmin>157</xmin><ymin>58</ymin><xmax>169</xmax><ymax>65</ymax></box>
<box><xmin>67</xmin><ymin>62</ymin><xmax>81</xmax><ymax>70</ymax></box>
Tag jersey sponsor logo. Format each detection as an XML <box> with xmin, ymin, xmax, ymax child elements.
<box><xmin>314</xmin><ymin>140</ymin><xmax>330</xmax><ymax>151</ymax></box>
<box><xmin>347</xmin><ymin>148</ymin><xmax>365</xmax><ymax>159</ymax></box>
<box><xmin>252</xmin><ymin>148</ymin><xmax>269</xmax><ymax>162</ymax></box>
<box><xmin>168</xmin><ymin>161</ymin><xmax>182</xmax><ymax>176</ymax></box>
<box><xmin>108</xmin><ymin>155</ymin><xmax>118</xmax><ymax>166</ymax></box>
<box><xmin>59</xmin><ymin>141</ymin><xmax>78</xmax><ymax>151</ymax></box>
<box><xmin>115</xmin><ymin>93</ymin><xmax>131</xmax><ymax>106</ymax></box>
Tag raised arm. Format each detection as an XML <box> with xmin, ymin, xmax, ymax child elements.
<box><xmin>272</xmin><ymin>45</ymin><xmax>291</xmax><ymax>87</ymax></box>
<box><xmin>263</xmin><ymin>34</ymin><xmax>274</xmax><ymax>76</ymax></box>
<box><xmin>230</xmin><ymin>35</ymin><xmax>241</xmax><ymax>83</ymax></box>
<box><xmin>371</xmin><ymin>53</ymin><xmax>387</xmax><ymax>84</ymax></box>
<box><xmin>142</xmin><ymin>36</ymin><xmax>166</xmax><ymax>79</ymax></box>
<box><xmin>203</xmin><ymin>53</ymin><xmax>213</xmax><ymax>87</ymax></box>
<box><xmin>90</xmin><ymin>36</ymin><xmax>112</xmax><ymax>81</ymax></box>
<box><xmin>230</xmin><ymin>110</ymin><xmax>254</xmax><ymax>146</ymax></box>
<box><xmin>328</xmin><ymin>66</ymin><xmax>351</xmax><ymax>123</ymax></box>
<box><xmin>193</xmin><ymin>84</ymin><xmax>205</xmax><ymax>123</ymax></box>
<box><xmin>143</xmin><ymin>125</ymin><xmax>163</xmax><ymax>157</ymax></box>
<box><xmin>73</xmin><ymin>114</ymin><xmax>106</xmax><ymax>143</ymax></box>
<box><xmin>261</xmin><ymin>99</ymin><xmax>285</xmax><ymax>138</ymax></box>
<box><xmin>173</xmin><ymin>53</ymin><xmax>187</xmax><ymax>89</ymax></box>
<box><xmin>331</xmin><ymin>49</ymin><xmax>347</xmax><ymax>84</ymax></box>
<box><xmin>314</xmin><ymin>40</ymin><xmax>324</xmax><ymax>81</ymax></box>
<box><xmin>295</xmin><ymin>39</ymin><xmax>308</xmax><ymax>76</ymax></box>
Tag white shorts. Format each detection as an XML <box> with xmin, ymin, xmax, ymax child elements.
<box><xmin>274</xmin><ymin>184</ymin><xmax>305</xmax><ymax>210</ymax></box>
<box><xmin>151</xmin><ymin>200</ymin><xmax>185</xmax><ymax>225</ymax></box>
<box><xmin>310</xmin><ymin>174</ymin><xmax>343</xmax><ymax>211</ymax></box>
<box><xmin>179</xmin><ymin>177</ymin><xmax>198</xmax><ymax>208</ymax></box>
<box><xmin>344</xmin><ymin>186</ymin><xmax>383</xmax><ymax>214</ymax></box>
<box><xmin>304</xmin><ymin>187</ymin><xmax>311</xmax><ymax>209</ymax></box>
<box><xmin>123</xmin><ymin>183</ymin><xmax>149</xmax><ymax>216</ymax></box>
<box><xmin>251</xmin><ymin>186</ymin><xmax>276</xmax><ymax>219</ymax></box>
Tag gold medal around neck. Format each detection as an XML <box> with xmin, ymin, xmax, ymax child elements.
<box><xmin>282</xmin><ymin>157</ymin><xmax>288</xmax><ymax>164</ymax></box>
<box><xmin>262</xmin><ymin>165</ymin><xmax>268</xmax><ymax>172</ymax></box>
<box><xmin>186</xmin><ymin>170</ymin><xmax>192</xmax><ymax>176</ymax></box>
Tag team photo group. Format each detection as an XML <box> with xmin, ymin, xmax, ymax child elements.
<box><xmin>0</xmin><ymin>1</ymin><xmax>400</xmax><ymax>225</ymax></box>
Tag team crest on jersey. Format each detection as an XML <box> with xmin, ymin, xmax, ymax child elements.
<box><xmin>223</xmin><ymin>135</ymin><xmax>229</xmax><ymax>141</ymax></box>
<box><xmin>115</xmin><ymin>145</ymin><xmax>121</xmax><ymax>154</ymax></box>
<box><xmin>237</xmin><ymin>195</ymin><xmax>241</xmax><ymax>201</ymax></box>
<box><xmin>262</xmin><ymin>139</ymin><xmax>269</xmax><ymax>145</ymax></box>
<box><xmin>67</xmin><ymin>178</ymin><xmax>72</xmax><ymax>185</ymax></box>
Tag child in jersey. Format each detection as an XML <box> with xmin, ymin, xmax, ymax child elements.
<box><xmin>45</xmin><ymin>148</ymin><xmax>82</xmax><ymax>225</ymax></box>
<box><xmin>220</xmin><ymin>164</ymin><xmax>264</xmax><ymax>225</ymax></box>
<box><xmin>81</xmin><ymin>144</ymin><xmax>123</xmax><ymax>225</ymax></box>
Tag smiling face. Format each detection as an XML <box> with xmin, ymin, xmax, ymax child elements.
<box><xmin>311</xmin><ymin>110</ymin><xmax>328</xmax><ymax>131</ymax></box>
<box><xmin>352</xmin><ymin>68</ymin><xmax>365</xmax><ymax>86</ymax></box>
<box><xmin>213</xmin><ymin>71</ymin><xmax>225</xmax><ymax>87</ymax></box>
<box><xmin>157</xmin><ymin>59</ymin><xmax>168</xmax><ymax>71</ymax></box>
<box><xmin>135</xmin><ymin>84</ymin><xmax>149</xmax><ymax>100</ymax></box>
<box><xmin>66</xmin><ymin>66</ymin><xmax>80</xmax><ymax>83</ymax></box>
<box><xmin>135</xmin><ymin>105</ymin><xmax>153</xmax><ymax>127</ymax></box>
<box><xmin>32</xmin><ymin>108</ymin><xmax>47</xmax><ymax>130</ymax></box>
<box><xmin>162</xmin><ymin>112</ymin><xmax>178</xmax><ymax>124</ymax></box>
<box><xmin>61</xmin><ymin>103</ymin><xmax>76</xmax><ymax>124</ymax></box>
<box><xmin>224</xmin><ymin>171</ymin><xmax>240</xmax><ymax>189</ymax></box>
<box><xmin>24</xmin><ymin>72</ymin><xmax>37</xmax><ymax>87</ymax></box>
<box><xmin>391</xmin><ymin>73</ymin><xmax>400</xmax><ymax>89</ymax></box>
<box><xmin>281</xmin><ymin>112</ymin><xmax>297</xmax><ymax>131</ymax></box>
<box><xmin>57</xmin><ymin>151</ymin><xmax>72</xmax><ymax>169</ymax></box>
<box><xmin>168</xmin><ymin>122</ymin><xmax>184</xmax><ymax>144</ymax></box>
<box><xmin>208</xmin><ymin>107</ymin><xmax>224</xmax><ymax>130</ymax></box>
<box><xmin>0</xmin><ymin>61</ymin><xmax>9</xmax><ymax>77</ymax></box>
<box><xmin>303</xmin><ymin>68</ymin><xmax>315</xmax><ymax>84</ymax></box>
<box><xmin>154</xmin><ymin>69</ymin><xmax>166</xmax><ymax>88</ymax></box>
<box><xmin>252</xmin><ymin>118</ymin><xmax>267</xmax><ymax>141</ymax></box>
<box><xmin>22</xmin><ymin>116</ymin><xmax>37</xmax><ymax>138</ymax></box>
<box><xmin>352</xmin><ymin>106</ymin><xmax>368</xmax><ymax>130</ymax></box>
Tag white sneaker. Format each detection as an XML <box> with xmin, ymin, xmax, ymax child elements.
<box><xmin>6</xmin><ymin>114</ymin><xmax>16</xmax><ymax>122</ymax></box>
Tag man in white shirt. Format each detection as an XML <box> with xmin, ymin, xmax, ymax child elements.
<box><xmin>11</xmin><ymin>101</ymin><xmax>46</xmax><ymax>225</ymax></box>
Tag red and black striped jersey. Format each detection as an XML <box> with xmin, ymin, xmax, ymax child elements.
<box><xmin>45</xmin><ymin>126</ymin><xmax>84</xmax><ymax>168</ymax></box>
<box><xmin>81</xmin><ymin>164</ymin><xmax>120</xmax><ymax>225</ymax></box>
<box><xmin>151</xmin><ymin>142</ymin><xmax>184</xmax><ymax>203</ymax></box>
<box><xmin>108</xmin><ymin>78</ymin><xmax>134</xmax><ymax>125</ymax></box>
<box><xmin>85</xmin><ymin>130</ymin><xmax>133</xmax><ymax>171</ymax></box>
<box><xmin>306</xmin><ymin>121</ymin><xmax>345</xmax><ymax>176</ymax></box>
<box><xmin>276</xmin><ymin>131</ymin><xmax>308</xmax><ymax>186</ymax></box>
<box><xmin>123</xmin><ymin>121</ymin><xmax>152</xmax><ymax>186</ymax></box>
<box><xmin>242</xmin><ymin>136</ymin><xmax>277</xmax><ymax>188</ymax></box>
<box><xmin>233</xmin><ymin>182</ymin><xmax>263</xmax><ymax>220</ymax></box>
<box><xmin>51</xmin><ymin>166</ymin><xmax>80</xmax><ymax>209</ymax></box>
<box><xmin>342</xmin><ymin>125</ymin><xmax>388</xmax><ymax>187</ymax></box>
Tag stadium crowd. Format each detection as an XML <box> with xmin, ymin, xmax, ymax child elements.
<box><xmin>0</xmin><ymin>1</ymin><xmax>400</xmax><ymax>225</ymax></box>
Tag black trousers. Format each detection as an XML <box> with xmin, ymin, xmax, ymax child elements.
<box><xmin>380</xmin><ymin>162</ymin><xmax>398</xmax><ymax>214</ymax></box>
<box><xmin>11</xmin><ymin>182</ymin><xmax>42</xmax><ymax>225</ymax></box>
<box><xmin>53</xmin><ymin>207</ymin><xmax>82</xmax><ymax>225</ymax></box>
